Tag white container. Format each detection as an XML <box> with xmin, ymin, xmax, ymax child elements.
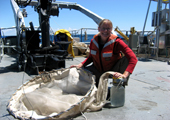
<box><xmin>110</xmin><ymin>79</ymin><xmax>125</xmax><ymax>107</ymax></box>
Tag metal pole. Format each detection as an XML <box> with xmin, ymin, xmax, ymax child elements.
<box><xmin>17</xmin><ymin>9</ymin><xmax>21</xmax><ymax>49</ymax></box>
<box><xmin>39</xmin><ymin>0</ymin><xmax>50</xmax><ymax>47</ymax></box>
<box><xmin>142</xmin><ymin>0</ymin><xmax>151</xmax><ymax>36</ymax></box>
<box><xmin>155</xmin><ymin>0</ymin><xmax>162</xmax><ymax>59</ymax></box>
<box><xmin>81</xmin><ymin>28</ymin><xmax>83</xmax><ymax>42</ymax></box>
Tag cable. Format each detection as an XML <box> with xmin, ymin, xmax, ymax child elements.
<box><xmin>51</xmin><ymin>18</ymin><xmax>64</xmax><ymax>29</ymax></box>
<box><xmin>25</xmin><ymin>32</ymin><xmax>37</xmax><ymax>48</ymax></box>
<box><xmin>79</xmin><ymin>99</ymin><xmax>88</xmax><ymax>120</ymax></box>
<box><xmin>21</xmin><ymin>58</ymin><xmax>34</xmax><ymax>118</ymax></box>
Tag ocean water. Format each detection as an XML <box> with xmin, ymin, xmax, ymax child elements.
<box><xmin>72</xmin><ymin>34</ymin><xmax>95</xmax><ymax>42</ymax></box>
<box><xmin>33</xmin><ymin>34</ymin><xmax>126</xmax><ymax>44</ymax></box>
<box><xmin>70</xmin><ymin>34</ymin><xmax>125</xmax><ymax>43</ymax></box>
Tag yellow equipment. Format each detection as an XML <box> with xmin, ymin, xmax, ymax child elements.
<box><xmin>114</xmin><ymin>26</ymin><xmax>129</xmax><ymax>41</ymax></box>
<box><xmin>130</xmin><ymin>27</ymin><xmax>136</xmax><ymax>34</ymax></box>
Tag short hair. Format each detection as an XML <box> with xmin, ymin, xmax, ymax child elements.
<box><xmin>98</xmin><ymin>19</ymin><xmax>113</xmax><ymax>28</ymax></box>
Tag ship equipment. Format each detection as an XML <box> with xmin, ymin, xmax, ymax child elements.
<box><xmin>10</xmin><ymin>0</ymin><xmax>104</xmax><ymax>74</ymax></box>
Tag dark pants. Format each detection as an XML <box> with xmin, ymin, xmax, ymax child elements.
<box><xmin>84</xmin><ymin>56</ymin><xmax>129</xmax><ymax>87</ymax></box>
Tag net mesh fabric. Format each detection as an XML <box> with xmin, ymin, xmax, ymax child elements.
<box><xmin>7</xmin><ymin>68</ymin><xmax>114</xmax><ymax>119</ymax></box>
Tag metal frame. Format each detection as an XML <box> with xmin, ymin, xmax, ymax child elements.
<box><xmin>10</xmin><ymin>0</ymin><xmax>106</xmax><ymax>74</ymax></box>
<box><xmin>141</xmin><ymin>0</ymin><xmax>170</xmax><ymax>59</ymax></box>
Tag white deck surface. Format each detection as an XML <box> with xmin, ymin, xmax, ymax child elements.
<box><xmin>0</xmin><ymin>54</ymin><xmax>170</xmax><ymax>120</ymax></box>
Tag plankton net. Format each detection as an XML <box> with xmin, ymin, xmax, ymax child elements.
<box><xmin>7</xmin><ymin>68</ymin><xmax>111</xmax><ymax>119</ymax></box>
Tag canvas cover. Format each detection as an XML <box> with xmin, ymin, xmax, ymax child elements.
<box><xmin>54</xmin><ymin>29</ymin><xmax>75</xmax><ymax>57</ymax></box>
<box><xmin>7</xmin><ymin>68</ymin><xmax>115</xmax><ymax>119</ymax></box>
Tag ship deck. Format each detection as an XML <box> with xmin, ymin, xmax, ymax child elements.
<box><xmin>0</xmin><ymin>54</ymin><xmax>170</xmax><ymax>120</ymax></box>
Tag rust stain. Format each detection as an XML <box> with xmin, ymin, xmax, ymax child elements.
<box><xmin>157</xmin><ymin>76</ymin><xmax>170</xmax><ymax>83</ymax></box>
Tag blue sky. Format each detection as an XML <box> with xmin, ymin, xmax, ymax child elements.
<box><xmin>0</xmin><ymin>0</ymin><xmax>168</xmax><ymax>35</ymax></box>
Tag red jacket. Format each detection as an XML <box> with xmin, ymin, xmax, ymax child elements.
<box><xmin>82</xmin><ymin>34</ymin><xmax>138</xmax><ymax>74</ymax></box>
